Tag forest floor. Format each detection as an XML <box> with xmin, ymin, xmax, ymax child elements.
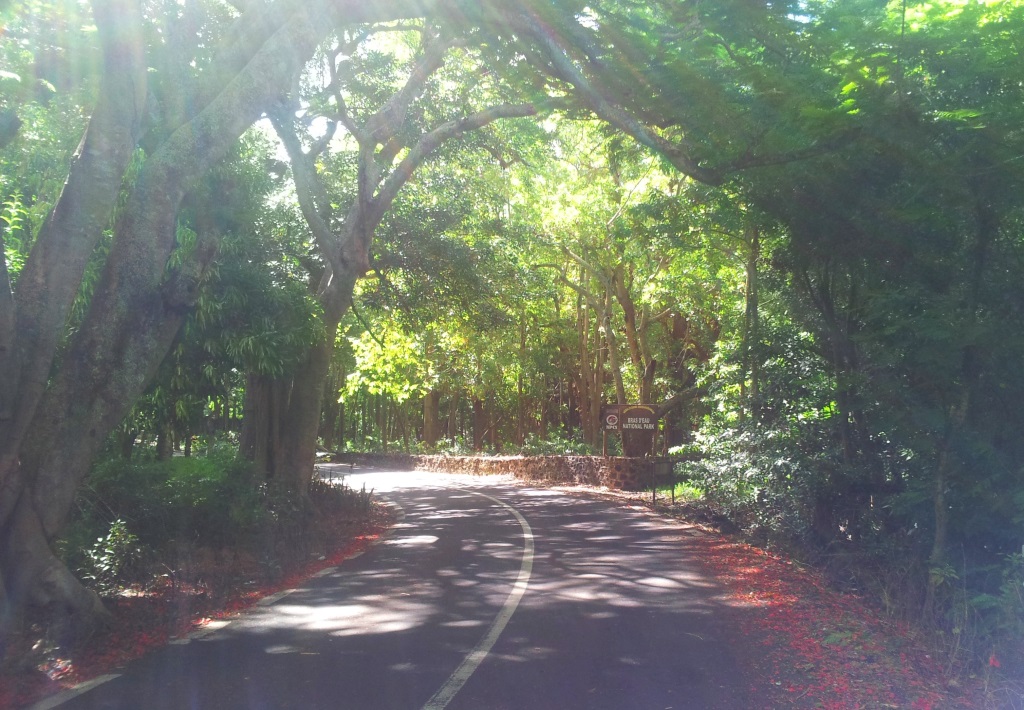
<box><xmin>3</xmin><ymin>478</ymin><xmax>1021</xmax><ymax>709</ymax></box>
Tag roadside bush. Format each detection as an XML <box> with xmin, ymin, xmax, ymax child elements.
<box><xmin>679</xmin><ymin>423</ymin><xmax>824</xmax><ymax>545</ymax></box>
<box><xmin>78</xmin><ymin>519</ymin><xmax>145</xmax><ymax>594</ymax></box>
<box><xmin>517</xmin><ymin>432</ymin><xmax>598</xmax><ymax>456</ymax></box>
<box><xmin>684</xmin><ymin>418</ymin><xmax>1024</xmax><ymax>686</ymax></box>
<box><xmin>61</xmin><ymin>448</ymin><xmax>382</xmax><ymax>596</ymax></box>
<box><xmin>76</xmin><ymin>454</ymin><xmax>266</xmax><ymax>549</ymax></box>
<box><xmin>931</xmin><ymin>550</ymin><xmax>1024</xmax><ymax>684</ymax></box>
<box><xmin>61</xmin><ymin>453</ymin><xmax>266</xmax><ymax>584</ymax></box>
<box><xmin>310</xmin><ymin>477</ymin><xmax>373</xmax><ymax>517</ymax></box>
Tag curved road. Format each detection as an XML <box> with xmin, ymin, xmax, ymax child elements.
<box><xmin>41</xmin><ymin>467</ymin><xmax>752</xmax><ymax>709</ymax></box>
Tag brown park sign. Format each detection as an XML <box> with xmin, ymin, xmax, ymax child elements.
<box><xmin>602</xmin><ymin>404</ymin><xmax>658</xmax><ymax>431</ymax></box>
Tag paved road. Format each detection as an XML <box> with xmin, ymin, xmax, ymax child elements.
<box><xmin>42</xmin><ymin>468</ymin><xmax>752</xmax><ymax>709</ymax></box>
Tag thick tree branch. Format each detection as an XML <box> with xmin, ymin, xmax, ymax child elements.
<box><xmin>536</xmin><ymin>262</ymin><xmax>603</xmax><ymax>312</ymax></box>
<box><xmin>333</xmin><ymin>90</ymin><xmax>366</xmax><ymax>142</ymax></box>
<box><xmin>364</xmin><ymin>34</ymin><xmax>456</xmax><ymax>143</ymax></box>
<box><xmin>515</xmin><ymin>7</ymin><xmax>724</xmax><ymax>186</ymax></box>
<box><xmin>268</xmin><ymin>107</ymin><xmax>347</xmax><ymax>279</ymax></box>
<box><xmin>369</xmin><ymin>102</ymin><xmax>538</xmax><ymax>226</ymax></box>
<box><xmin>654</xmin><ymin>389</ymin><xmax>695</xmax><ymax>418</ymax></box>
<box><xmin>353</xmin><ymin>34</ymin><xmax>457</xmax><ymax>219</ymax></box>
<box><xmin>561</xmin><ymin>246</ymin><xmax>612</xmax><ymax>292</ymax></box>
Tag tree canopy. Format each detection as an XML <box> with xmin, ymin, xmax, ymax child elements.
<box><xmin>1</xmin><ymin>0</ymin><xmax>1023</xmax><ymax>675</ymax></box>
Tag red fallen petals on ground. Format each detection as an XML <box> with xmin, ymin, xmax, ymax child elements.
<box><xmin>683</xmin><ymin>533</ymin><xmax>981</xmax><ymax>709</ymax></box>
<box><xmin>0</xmin><ymin>510</ymin><xmax>393</xmax><ymax>710</ymax></box>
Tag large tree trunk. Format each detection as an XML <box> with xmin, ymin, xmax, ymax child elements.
<box><xmin>0</xmin><ymin>0</ymin><xmax>147</xmax><ymax>470</ymax></box>
<box><xmin>273</xmin><ymin>341</ymin><xmax>334</xmax><ymax>493</ymax></box>
<box><xmin>515</xmin><ymin>313</ymin><xmax>528</xmax><ymax>446</ymax></box>
<box><xmin>265</xmin><ymin>278</ymin><xmax>354</xmax><ymax>494</ymax></box>
<box><xmin>0</xmin><ymin>0</ymin><xmax>386</xmax><ymax>635</ymax></box>
<box><xmin>590</xmin><ymin>312</ymin><xmax>605</xmax><ymax>450</ymax></box>
<box><xmin>423</xmin><ymin>390</ymin><xmax>442</xmax><ymax>450</ymax></box>
<box><xmin>320</xmin><ymin>363</ymin><xmax>343</xmax><ymax>453</ymax></box>
<box><xmin>446</xmin><ymin>390</ymin><xmax>459</xmax><ymax>445</ymax></box>
<box><xmin>239</xmin><ymin>373</ymin><xmax>289</xmax><ymax>478</ymax></box>
<box><xmin>472</xmin><ymin>397</ymin><xmax>486</xmax><ymax>452</ymax></box>
<box><xmin>0</xmin><ymin>1</ymin><xmax>148</xmax><ymax>635</ymax></box>
<box><xmin>1</xmin><ymin>503</ymin><xmax>109</xmax><ymax>643</ymax></box>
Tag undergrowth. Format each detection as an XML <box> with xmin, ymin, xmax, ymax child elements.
<box><xmin>59</xmin><ymin>451</ymin><xmax>376</xmax><ymax>604</ymax></box>
<box><xmin>672</xmin><ymin>425</ymin><xmax>1024</xmax><ymax>701</ymax></box>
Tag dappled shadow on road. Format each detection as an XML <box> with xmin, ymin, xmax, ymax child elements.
<box><xmin>447</xmin><ymin>484</ymin><xmax>749</xmax><ymax>710</ymax></box>
<box><xmin>56</xmin><ymin>470</ymin><xmax>754</xmax><ymax>710</ymax></box>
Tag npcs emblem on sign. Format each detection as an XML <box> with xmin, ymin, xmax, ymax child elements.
<box><xmin>601</xmin><ymin>404</ymin><xmax>658</xmax><ymax>431</ymax></box>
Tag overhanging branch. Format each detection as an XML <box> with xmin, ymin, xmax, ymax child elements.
<box><xmin>268</xmin><ymin>106</ymin><xmax>347</xmax><ymax>280</ymax></box>
<box><xmin>370</xmin><ymin>102</ymin><xmax>538</xmax><ymax>225</ymax></box>
<box><xmin>514</xmin><ymin>7</ymin><xmax>724</xmax><ymax>186</ymax></box>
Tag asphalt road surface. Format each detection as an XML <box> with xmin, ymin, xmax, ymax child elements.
<box><xmin>40</xmin><ymin>467</ymin><xmax>753</xmax><ymax>710</ymax></box>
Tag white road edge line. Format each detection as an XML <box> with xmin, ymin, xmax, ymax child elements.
<box><xmin>256</xmin><ymin>588</ymin><xmax>298</xmax><ymax>606</ymax></box>
<box><xmin>29</xmin><ymin>674</ymin><xmax>122</xmax><ymax>710</ymax></box>
<box><xmin>422</xmin><ymin>491</ymin><xmax>534</xmax><ymax>710</ymax></box>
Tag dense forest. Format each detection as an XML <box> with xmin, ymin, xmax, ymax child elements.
<box><xmin>1</xmin><ymin>0</ymin><xmax>1023</xmax><ymax>682</ymax></box>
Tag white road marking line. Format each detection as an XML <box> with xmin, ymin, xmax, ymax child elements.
<box><xmin>172</xmin><ymin>618</ymin><xmax>236</xmax><ymax>645</ymax></box>
<box><xmin>422</xmin><ymin>491</ymin><xmax>534</xmax><ymax>710</ymax></box>
<box><xmin>29</xmin><ymin>674</ymin><xmax>122</xmax><ymax>709</ymax></box>
<box><xmin>256</xmin><ymin>588</ymin><xmax>298</xmax><ymax>606</ymax></box>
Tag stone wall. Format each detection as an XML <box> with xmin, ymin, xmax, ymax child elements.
<box><xmin>329</xmin><ymin>453</ymin><xmax>659</xmax><ymax>491</ymax></box>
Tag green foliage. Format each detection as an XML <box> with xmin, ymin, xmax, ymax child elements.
<box><xmin>0</xmin><ymin>193</ymin><xmax>28</xmax><ymax>277</ymax></box>
<box><xmin>344</xmin><ymin>328</ymin><xmax>431</xmax><ymax>404</ymax></box>
<box><xmin>74</xmin><ymin>452</ymin><xmax>269</xmax><ymax>552</ymax></box>
<box><xmin>995</xmin><ymin>552</ymin><xmax>1024</xmax><ymax>644</ymax></box>
<box><xmin>517</xmin><ymin>432</ymin><xmax>597</xmax><ymax>456</ymax></box>
<box><xmin>0</xmin><ymin>0</ymin><xmax>95</xmax><ymax>279</ymax></box>
<box><xmin>78</xmin><ymin>520</ymin><xmax>144</xmax><ymax>594</ymax></box>
<box><xmin>62</xmin><ymin>445</ymin><xmax>381</xmax><ymax>592</ymax></box>
<box><xmin>681</xmin><ymin>423</ymin><xmax>828</xmax><ymax>541</ymax></box>
<box><xmin>638</xmin><ymin>2</ymin><xmax>1024</xmax><ymax>680</ymax></box>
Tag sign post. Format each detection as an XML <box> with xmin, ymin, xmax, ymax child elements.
<box><xmin>600</xmin><ymin>404</ymin><xmax>660</xmax><ymax>457</ymax></box>
<box><xmin>619</xmin><ymin>404</ymin><xmax>658</xmax><ymax>434</ymax></box>
<box><xmin>601</xmin><ymin>406</ymin><xmax>619</xmax><ymax>456</ymax></box>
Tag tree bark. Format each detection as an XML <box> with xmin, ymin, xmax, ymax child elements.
<box><xmin>0</xmin><ymin>6</ymin><xmax>148</xmax><ymax>629</ymax></box>
<box><xmin>446</xmin><ymin>390</ymin><xmax>459</xmax><ymax>445</ymax></box>
<box><xmin>423</xmin><ymin>390</ymin><xmax>442</xmax><ymax>449</ymax></box>
<box><xmin>321</xmin><ymin>372</ymin><xmax>339</xmax><ymax>454</ymax></box>
<box><xmin>472</xmin><ymin>397</ymin><xmax>486</xmax><ymax>452</ymax></box>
